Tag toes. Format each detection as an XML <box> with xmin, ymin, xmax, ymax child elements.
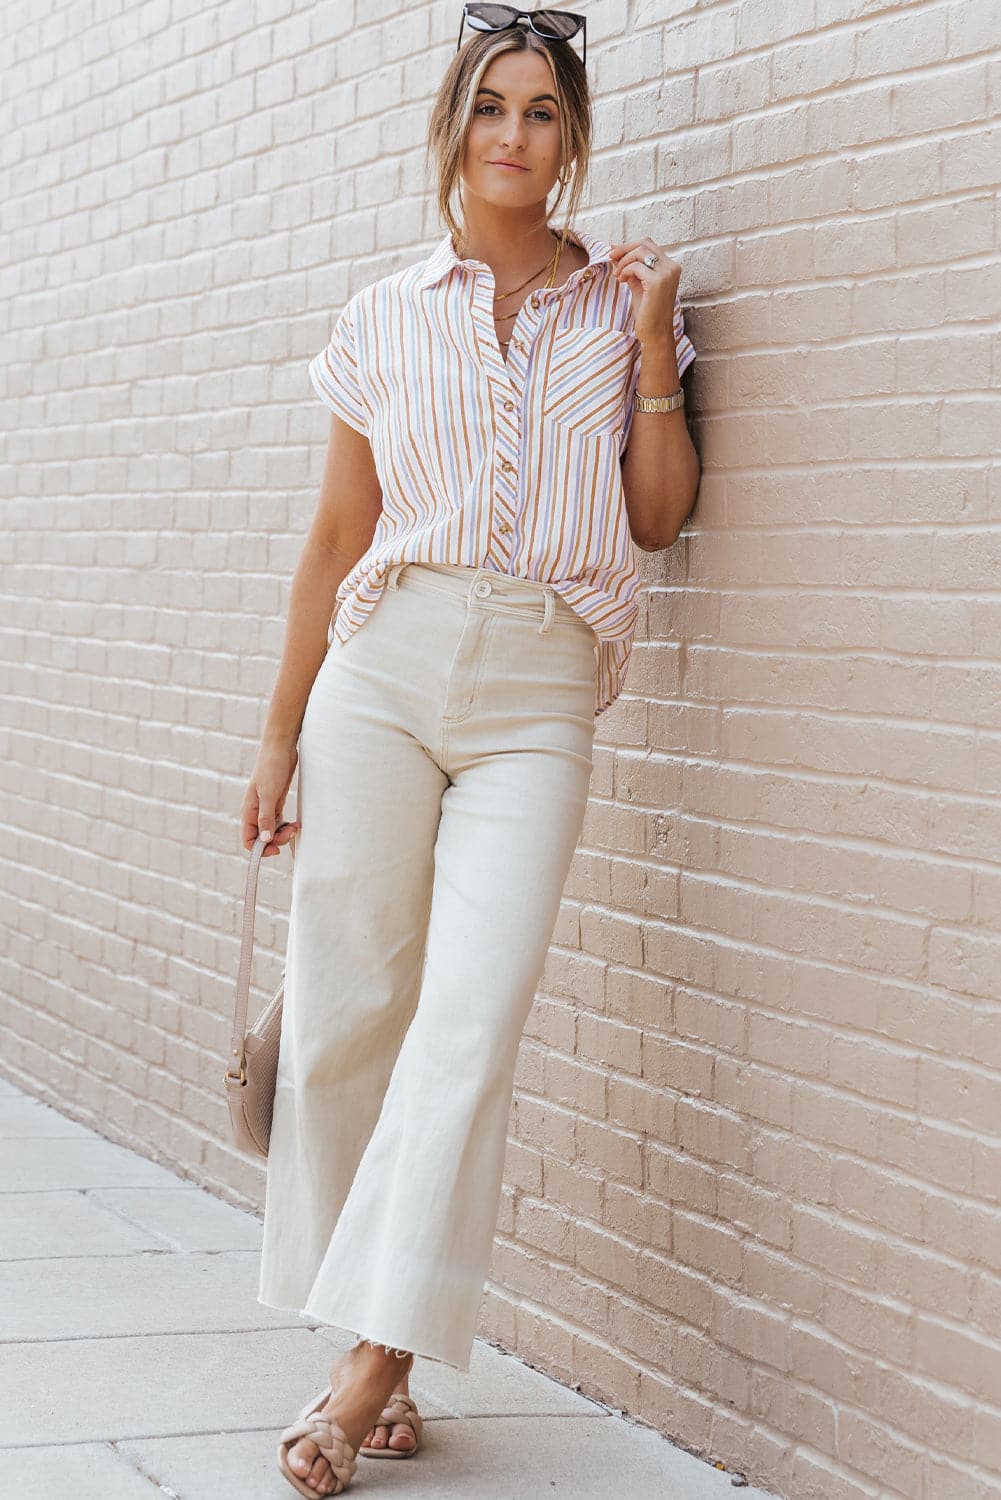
<box><xmin>307</xmin><ymin>1455</ymin><xmax>331</xmax><ymax>1491</ymax></box>
<box><xmin>290</xmin><ymin>1438</ymin><xmax>317</xmax><ymax>1473</ymax></box>
<box><xmin>361</xmin><ymin>1418</ymin><xmax>413</xmax><ymax>1453</ymax></box>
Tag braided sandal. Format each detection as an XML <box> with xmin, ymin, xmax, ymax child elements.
<box><xmin>277</xmin><ymin>1384</ymin><xmax>357</xmax><ymax>1497</ymax></box>
<box><xmin>358</xmin><ymin>1391</ymin><xmax>423</xmax><ymax>1459</ymax></box>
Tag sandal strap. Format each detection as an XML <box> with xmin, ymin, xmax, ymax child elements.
<box><xmin>280</xmin><ymin>1412</ymin><xmax>357</xmax><ymax>1489</ymax></box>
<box><xmin>375</xmin><ymin>1393</ymin><xmax>420</xmax><ymax>1430</ymax></box>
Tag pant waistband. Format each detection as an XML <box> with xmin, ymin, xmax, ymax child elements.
<box><xmin>386</xmin><ymin>561</ymin><xmax>583</xmax><ymax>636</ymax></box>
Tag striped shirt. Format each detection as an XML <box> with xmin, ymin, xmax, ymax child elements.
<box><xmin>308</xmin><ymin>226</ymin><xmax>696</xmax><ymax>717</ymax></box>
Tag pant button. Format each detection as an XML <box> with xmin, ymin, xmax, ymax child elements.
<box><xmin>473</xmin><ymin>579</ymin><xmax>492</xmax><ymax>597</ymax></box>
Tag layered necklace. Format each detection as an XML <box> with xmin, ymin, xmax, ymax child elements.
<box><xmin>491</xmin><ymin>229</ymin><xmax>563</xmax><ymax>347</ymax></box>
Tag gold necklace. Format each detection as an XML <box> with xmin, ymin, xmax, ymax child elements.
<box><xmin>496</xmin><ymin>233</ymin><xmax>564</xmax><ymax>347</ymax></box>
<box><xmin>453</xmin><ymin>229</ymin><xmax>559</xmax><ymax>296</ymax></box>
<box><xmin>492</xmin><ymin>232</ymin><xmax>561</xmax><ymax>303</ymax></box>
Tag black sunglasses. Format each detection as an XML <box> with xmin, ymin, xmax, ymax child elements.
<box><xmin>456</xmin><ymin>5</ymin><xmax>587</xmax><ymax>68</ymax></box>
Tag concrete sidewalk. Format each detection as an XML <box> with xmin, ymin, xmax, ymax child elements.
<box><xmin>0</xmin><ymin>1076</ymin><xmax>776</xmax><ymax>1499</ymax></box>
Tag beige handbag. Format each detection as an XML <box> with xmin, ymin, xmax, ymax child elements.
<box><xmin>224</xmin><ymin>825</ymin><xmax>297</xmax><ymax>1159</ymax></box>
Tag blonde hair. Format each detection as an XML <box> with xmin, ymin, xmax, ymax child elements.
<box><xmin>426</xmin><ymin>24</ymin><xmax>592</xmax><ymax>258</ymax></box>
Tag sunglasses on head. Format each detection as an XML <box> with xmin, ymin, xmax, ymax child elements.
<box><xmin>456</xmin><ymin>5</ymin><xmax>587</xmax><ymax>68</ymax></box>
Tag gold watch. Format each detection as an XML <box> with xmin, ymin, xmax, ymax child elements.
<box><xmin>634</xmin><ymin>389</ymin><xmax>685</xmax><ymax>413</ymax></box>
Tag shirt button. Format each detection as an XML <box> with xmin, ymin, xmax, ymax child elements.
<box><xmin>497</xmin><ymin>520</ymin><xmax>512</xmax><ymax>534</ymax></box>
<box><xmin>473</xmin><ymin>579</ymin><xmax>492</xmax><ymax>597</ymax></box>
<box><xmin>504</xmin><ymin>400</ymin><xmax>515</xmax><ymax>412</ymax></box>
<box><xmin>501</xmin><ymin>458</ymin><xmax>516</xmax><ymax>474</ymax></box>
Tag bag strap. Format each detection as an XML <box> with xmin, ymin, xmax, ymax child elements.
<box><xmin>227</xmin><ymin>825</ymin><xmax>297</xmax><ymax>1084</ymax></box>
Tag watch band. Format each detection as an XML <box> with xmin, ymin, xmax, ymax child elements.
<box><xmin>634</xmin><ymin>389</ymin><xmax>685</xmax><ymax>413</ymax></box>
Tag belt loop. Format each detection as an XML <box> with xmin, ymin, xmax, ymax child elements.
<box><xmin>539</xmin><ymin>586</ymin><xmax>555</xmax><ymax>635</ymax></box>
<box><xmin>388</xmin><ymin>561</ymin><xmax>405</xmax><ymax>591</ymax></box>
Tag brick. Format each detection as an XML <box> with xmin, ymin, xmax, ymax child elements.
<box><xmin>718</xmin><ymin>1172</ymin><xmax>792</xmax><ymax>1249</ymax></box>
<box><xmin>824</xmin><ymin>1281</ymin><xmax>915</xmax><ymax>1366</ymax></box>
<box><xmin>881</xmin><ymin>1237</ymin><xmax>973</xmax><ymax>1324</ymax></box>
<box><xmin>735</xmin><ymin>227</ymin><xmax>814</xmax><ymax>288</ymax></box>
<box><xmin>748</xmin><ymin>1011</ymin><xmax>830</xmax><ymax>1080</ymax></box>
<box><xmin>745</xmin><ymin>1241</ymin><xmax>825</xmax><ymax>1319</ymax></box>
<box><xmin>856</xmin><ymin>8</ymin><xmax>949</xmax><ymax>80</ymax></box>
<box><xmin>603</xmin><ymin>1177</ymin><xmax>672</xmax><ymax>1249</ymax></box>
<box><xmin>674</xmin><ymin>1321</ymin><xmax>751</xmax><ymax>1408</ymax></box>
<box><xmin>918</xmin><ymin>1054</ymin><xmax>1001</xmax><ymax>1132</ymax></box>
<box><xmin>893</xmin><ymin>61</ymin><xmax>989</xmax><ymax>135</ymax></box>
<box><xmin>916</xmin><ymin>1314</ymin><xmax>1001</xmax><ymax>1402</ymax></box>
<box><xmin>737</xmin><ymin>0</ymin><xmax>816</xmax><ymax>50</ymax></box>
<box><xmin>897</xmin><ymin>330</ymin><xmax>992</xmax><ymax>392</ymax></box>
<box><xmin>695</xmin><ymin>54</ymin><xmax>771</xmax><ymax>122</ymax></box>
<box><xmin>854</xmin><ymin>268</ymin><xmax>947</xmax><ymax>332</ymax></box>
<box><xmin>576</xmin><ymin>1116</ymin><xmax>644</xmax><ymax>1188</ymax></box>
<box><xmin>715</xmin><ymin>1055</ymin><xmax>795</xmax><ymax>1131</ymax></box>
<box><xmin>791</xmin><ymin>1448</ymin><xmax>882</xmax><ymax>1500</ymax></box>
<box><xmin>642</xmin><ymin>1030</ymin><xmax>713</xmax><ymax>1097</ymax></box>
<box><xmin>945</xmin><ymin>259</ymin><xmax>1001</xmax><ymax>320</ymax></box>
<box><xmin>732</xmin><ymin>106</ymin><xmax>809</xmax><ymax>174</ymax></box>
<box><xmin>594</xmin><ymin>30</ymin><xmax>664</xmax><ymax>92</ymax></box>
<box><xmin>573</xmin><ymin>1219</ymin><xmax>644</xmax><ymax>1295</ymax></box>
<box><xmin>659</xmin><ymin>124</ymin><xmax>732</xmax><ymax>188</ymax></box>
<box><xmin>928</xmin><ymin>925</ymin><xmax>1001</xmax><ymax>1003</ymax></box>
<box><xmin>946</xmin><ymin>1</ymin><xmax>999</xmax><ymax>60</ymax></box>
<box><xmin>680</xmin><ymin>870</ymin><xmax>756</xmax><ymax>942</ymax></box>
<box><xmin>751</xmin><ymin>1367</ymin><xmax>837</xmax><ymax>1453</ymax></box>
<box><xmin>770</xmin><ymin>157</ymin><xmax>853</xmax><ymax>221</ymax></box>
<box><xmin>664</xmin><ymin>8</ymin><xmax>738</xmax><ymax>71</ymax></box>
<box><xmin>712</xmin><ymin>1286</ymin><xmax>791</xmax><ymax>1370</ymax></box>
<box><xmin>772</xmin><ymin>29</ymin><xmax>856</xmax><ymax>101</ymax></box>
<box><xmin>814</xmin><ymin>214</ymin><xmax>896</xmax><ymax>276</ymax></box>
<box><xmin>647</xmin><ymin>1141</ymin><xmax>718</xmax><ymax>1215</ymax></box>
<box><xmin>838</xmin><ymin>1409</ymin><xmax>925</xmax><ymax>1498</ymax></box>
<box><xmin>635</xmin><ymin>1367</ymin><xmax>714</xmax><ymax>1454</ymax></box>
<box><xmin>940</xmin><ymin>397</ymin><xmax>1001</xmax><ymax>459</ymax></box>
<box><xmin>853</xmin><ymin>140</ymin><xmax>941</xmax><ymax>211</ymax></box>
<box><xmin>544</xmin><ymin>1051</ymin><xmax>606</xmax><ymax>1118</ymax></box>
<box><xmin>808</xmin><ymin>84</ymin><xmax>894</xmax><ymax>152</ymax></box>
<box><xmin>676</xmin><ymin>1098</ymin><xmax>753</xmax><ymax>1173</ymax></box>
<box><xmin>923</xmin><ymin>1456</ymin><xmax>1000</xmax><ymax>1500</ymax></box>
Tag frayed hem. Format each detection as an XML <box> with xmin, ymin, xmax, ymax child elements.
<box><xmin>346</xmin><ymin>1328</ymin><xmax>471</xmax><ymax>1371</ymax></box>
<box><xmin>354</xmin><ymin>1335</ymin><xmax>413</xmax><ymax>1359</ymax></box>
<box><xmin>255</xmin><ymin>1293</ymin><xmax>400</xmax><ymax>1353</ymax></box>
<box><xmin>260</xmin><ymin>1289</ymin><xmax>474</xmax><ymax>1373</ymax></box>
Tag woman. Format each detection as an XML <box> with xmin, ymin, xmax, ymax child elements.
<box><xmin>244</xmin><ymin>8</ymin><xmax>699</xmax><ymax>1496</ymax></box>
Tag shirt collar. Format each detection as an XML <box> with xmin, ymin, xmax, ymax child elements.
<box><xmin>417</xmin><ymin>227</ymin><xmax>612</xmax><ymax>291</ymax></box>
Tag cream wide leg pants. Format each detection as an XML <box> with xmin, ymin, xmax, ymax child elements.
<box><xmin>256</xmin><ymin>559</ymin><xmax>598</xmax><ymax>1371</ymax></box>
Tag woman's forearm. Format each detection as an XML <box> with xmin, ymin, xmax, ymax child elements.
<box><xmin>621</xmin><ymin>338</ymin><xmax>701</xmax><ymax>551</ymax></box>
<box><xmin>261</xmin><ymin>538</ymin><xmax>357</xmax><ymax>750</ymax></box>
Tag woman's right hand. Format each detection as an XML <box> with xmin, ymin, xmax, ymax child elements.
<box><xmin>241</xmin><ymin>739</ymin><xmax>302</xmax><ymax>856</ymax></box>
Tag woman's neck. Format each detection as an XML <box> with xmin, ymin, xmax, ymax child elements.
<box><xmin>453</xmin><ymin>216</ymin><xmax>566</xmax><ymax>280</ymax></box>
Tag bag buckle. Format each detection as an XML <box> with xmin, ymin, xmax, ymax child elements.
<box><xmin>225</xmin><ymin>1055</ymin><xmax>247</xmax><ymax>1086</ymax></box>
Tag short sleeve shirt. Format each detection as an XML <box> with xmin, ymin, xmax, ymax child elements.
<box><xmin>307</xmin><ymin>228</ymin><xmax>696</xmax><ymax>718</ymax></box>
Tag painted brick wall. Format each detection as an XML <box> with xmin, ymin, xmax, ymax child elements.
<box><xmin>3</xmin><ymin>2</ymin><xmax>1000</xmax><ymax>1496</ymax></box>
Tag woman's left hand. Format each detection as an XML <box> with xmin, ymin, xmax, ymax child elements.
<box><xmin>608</xmin><ymin>237</ymin><xmax>682</xmax><ymax>346</ymax></box>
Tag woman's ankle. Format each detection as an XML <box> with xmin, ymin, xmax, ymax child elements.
<box><xmin>351</xmin><ymin>1338</ymin><xmax>413</xmax><ymax>1373</ymax></box>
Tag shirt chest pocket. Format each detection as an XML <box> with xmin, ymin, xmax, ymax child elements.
<box><xmin>539</xmin><ymin>327</ymin><xmax>637</xmax><ymax>439</ymax></box>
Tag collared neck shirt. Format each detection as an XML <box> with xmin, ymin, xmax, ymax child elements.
<box><xmin>308</xmin><ymin>227</ymin><xmax>696</xmax><ymax>718</ymax></box>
